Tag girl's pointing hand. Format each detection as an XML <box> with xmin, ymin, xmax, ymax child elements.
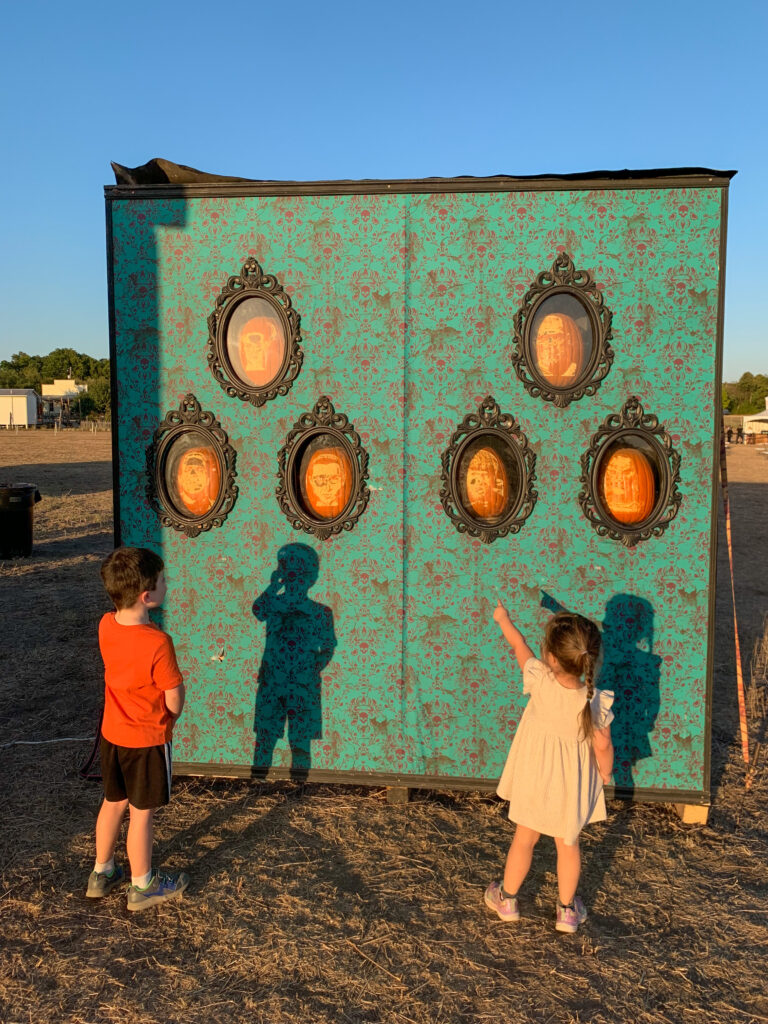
<box><xmin>493</xmin><ymin>598</ymin><xmax>510</xmax><ymax>624</ymax></box>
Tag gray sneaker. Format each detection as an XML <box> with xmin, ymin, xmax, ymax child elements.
<box><xmin>126</xmin><ymin>869</ymin><xmax>190</xmax><ymax>912</ymax></box>
<box><xmin>86</xmin><ymin>864</ymin><xmax>125</xmax><ymax>898</ymax></box>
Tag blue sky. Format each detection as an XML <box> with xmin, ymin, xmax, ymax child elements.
<box><xmin>0</xmin><ymin>0</ymin><xmax>764</xmax><ymax>380</ymax></box>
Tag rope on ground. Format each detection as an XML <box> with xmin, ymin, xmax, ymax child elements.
<box><xmin>0</xmin><ymin>737</ymin><xmax>92</xmax><ymax>749</ymax></box>
<box><xmin>719</xmin><ymin>423</ymin><xmax>751</xmax><ymax>778</ymax></box>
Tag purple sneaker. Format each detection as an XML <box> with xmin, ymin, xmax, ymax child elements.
<box><xmin>555</xmin><ymin>895</ymin><xmax>587</xmax><ymax>933</ymax></box>
<box><xmin>484</xmin><ymin>881</ymin><xmax>520</xmax><ymax>922</ymax></box>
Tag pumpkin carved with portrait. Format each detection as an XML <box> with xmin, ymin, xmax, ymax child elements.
<box><xmin>465</xmin><ymin>447</ymin><xmax>508</xmax><ymax>519</ymax></box>
<box><xmin>304</xmin><ymin>447</ymin><xmax>353</xmax><ymax>519</ymax></box>
<box><xmin>175</xmin><ymin>446</ymin><xmax>221</xmax><ymax>517</ymax></box>
<box><xmin>534</xmin><ymin>312</ymin><xmax>584</xmax><ymax>387</ymax></box>
<box><xmin>599</xmin><ymin>447</ymin><xmax>656</xmax><ymax>525</ymax></box>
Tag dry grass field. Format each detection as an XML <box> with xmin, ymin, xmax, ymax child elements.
<box><xmin>0</xmin><ymin>432</ymin><xmax>766</xmax><ymax>1024</ymax></box>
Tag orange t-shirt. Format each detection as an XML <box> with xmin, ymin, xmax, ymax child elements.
<box><xmin>99</xmin><ymin>612</ymin><xmax>184</xmax><ymax>747</ymax></box>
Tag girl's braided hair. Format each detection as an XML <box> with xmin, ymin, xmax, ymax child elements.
<box><xmin>544</xmin><ymin>612</ymin><xmax>602</xmax><ymax>741</ymax></box>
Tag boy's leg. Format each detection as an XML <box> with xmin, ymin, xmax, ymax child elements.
<box><xmin>87</xmin><ymin>796</ymin><xmax>128</xmax><ymax>897</ymax></box>
<box><xmin>95</xmin><ymin>797</ymin><xmax>129</xmax><ymax>865</ymax></box>
<box><xmin>125</xmin><ymin>809</ymin><xmax>190</xmax><ymax>912</ymax></box>
<box><xmin>126</xmin><ymin>805</ymin><xmax>154</xmax><ymax>881</ymax></box>
<box><xmin>119</xmin><ymin>742</ymin><xmax>190</xmax><ymax>911</ymax></box>
<box><xmin>503</xmin><ymin>824</ymin><xmax>541</xmax><ymax>895</ymax></box>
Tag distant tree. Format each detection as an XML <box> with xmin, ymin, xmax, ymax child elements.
<box><xmin>721</xmin><ymin>385</ymin><xmax>732</xmax><ymax>413</ymax></box>
<box><xmin>724</xmin><ymin>372</ymin><xmax>768</xmax><ymax>415</ymax></box>
<box><xmin>76</xmin><ymin>393</ymin><xmax>97</xmax><ymax>419</ymax></box>
<box><xmin>0</xmin><ymin>349</ymin><xmax>110</xmax><ymax>394</ymax></box>
<box><xmin>86</xmin><ymin>376</ymin><xmax>111</xmax><ymax>417</ymax></box>
<box><xmin>0</xmin><ymin>352</ymin><xmax>43</xmax><ymax>391</ymax></box>
<box><xmin>40</xmin><ymin>348</ymin><xmax>95</xmax><ymax>383</ymax></box>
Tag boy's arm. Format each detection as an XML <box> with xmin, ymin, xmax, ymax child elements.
<box><xmin>164</xmin><ymin>683</ymin><xmax>185</xmax><ymax>722</ymax></box>
<box><xmin>591</xmin><ymin>725</ymin><xmax>614</xmax><ymax>783</ymax></box>
<box><xmin>493</xmin><ymin>600</ymin><xmax>535</xmax><ymax>672</ymax></box>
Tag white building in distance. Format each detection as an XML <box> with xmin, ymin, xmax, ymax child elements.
<box><xmin>0</xmin><ymin>389</ymin><xmax>41</xmax><ymax>428</ymax></box>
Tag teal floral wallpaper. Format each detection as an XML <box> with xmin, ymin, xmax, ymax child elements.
<box><xmin>109</xmin><ymin>181</ymin><xmax>725</xmax><ymax>798</ymax></box>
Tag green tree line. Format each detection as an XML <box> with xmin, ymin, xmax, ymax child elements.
<box><xmin>0</xmin><ymin>348</ymin><xmax>111</xmax><ymax>418</ymax></box>
<box><xmin>723</xmin><ymin>373</ymin><xmax>768</xmax><ymax>415</ymax></box>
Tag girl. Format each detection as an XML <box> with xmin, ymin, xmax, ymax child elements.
<box><xmin>485</xmin><ymin>601</ymin><xmax>614</xmax><ymax>933</ymax></box>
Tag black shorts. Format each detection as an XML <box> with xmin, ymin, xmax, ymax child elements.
<box><xmin>100</xmin><ymin>738</ymin><xmax>172</xmax><ymax>810</ymax></box>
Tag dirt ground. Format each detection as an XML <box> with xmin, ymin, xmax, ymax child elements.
<box><xmin>0</xmin><ymin>431</ymin><xmax>766</xmax><ymax>1024</ymax></box>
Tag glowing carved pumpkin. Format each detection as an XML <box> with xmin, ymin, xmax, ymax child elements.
<box><xmin>599</xmin><ymin>447</ymin><xmax>656</xmax><ymax>525</ymax></box>
<box><xmin>305</xmin><ymin>447</ymin><xmax>353</xmax><ymax>519</ymax></box>
<box><xmin>237</xmin><ymin>315</ymin><xmax>283</xmax><ymax>387</ymax></box>
<box><xmin>534</xmin><ymin>312</ymin><xmax>584</xmax><ymax>387</ymax></box>
<box><xmin>176</xmin><ymin>446</ymin><xmax>221</xmax><ymax>516</ymax></box>
<box><xmin>465</xmin><ymin>447</ymin><xmax>509</xmax><ymax>519</ymax></box>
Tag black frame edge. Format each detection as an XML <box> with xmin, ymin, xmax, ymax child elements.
<box><xmin>105</xmin><ymin>199</ymin><xmax>121</xmax><ymax>548</ymax></box>
<box><xmin>705</xmin><ymin>189</ymin><xmax>731</xmax><ymax>800</ymax></box>
<box><xmin>104</xmin><ymin>170</ymin><xmax>737</xmax><ymax>201</ymax></box>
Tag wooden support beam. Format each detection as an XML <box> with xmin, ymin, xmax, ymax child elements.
<box><xmin>672</xmin><ymin>802</ymin><xmax>710</xmax><ymax>825</ymax></box>
<box><xmin>386</xmin><ymin>786</ymin><xmax>410</xmax><ymax>805</ymax></box>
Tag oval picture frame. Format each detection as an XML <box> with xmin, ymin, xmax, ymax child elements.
<box><xmin>277</xmin><ymin>396</ymin><xmax>371</xmax><ymax>540</ymax></box>
<box><xmin>512</xmin><ymin>252</ymin><xmax>614</xmax><ymax>408</ymax></box>
<box><xmin>207</xmin><ymin>257</ymin><xmax>303</xmax><ymax>407</ymax></box>
<box><xmin>578</xmin><ymin>396</ymin><xmax>682</xmax><ymax>547</ymax></box>
<box><xmin>146</xmin><ymin>394</ymin><xmax>238</xmax><ymax>537</ymax></box>
<box><xmin>439</xmin><ymin>396</ymin><xmax>537</xmax><ymax>543</ymax></box>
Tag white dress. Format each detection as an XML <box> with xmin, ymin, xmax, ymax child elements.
<box><xmin>496</xmin><ymin>657</ymin><xmax>615</xmax><ymax>846</ymax></box>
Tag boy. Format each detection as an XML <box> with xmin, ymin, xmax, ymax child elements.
<box><xmin>86</xmin><ymin>546</ymin><xmax>189</xmax><ymax>911</ymax></box>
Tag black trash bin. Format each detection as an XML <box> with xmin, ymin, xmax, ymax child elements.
<box><xmin>0</xmin><ymin>483</ymin><xmax>42</xmax><ymax>558</ymax></box>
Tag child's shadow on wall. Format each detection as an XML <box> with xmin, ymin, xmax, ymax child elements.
<box><xmin>598</xmin><ymin>594</ymin><xmax>662</xmax><ymax>794</ymax></box>
<box><xmin>251</xmin><ymin>543</ymin><xmax>337</xmax><ymax>781</ymax></box>
<box><xmin>542</xmin><ymin>590</ymin><xmax>661</xmax><ymax>793</ymax></box>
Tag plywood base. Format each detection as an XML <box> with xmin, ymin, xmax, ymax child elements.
<box><xmin>672</xmin><ymin>802</ymin><xmax>710</xmax><ymax>824</ymax></box>
<box><xmin>386</xmin><ymin>786</ymin><xmax>410</xmax><ymax>805</ymax></box>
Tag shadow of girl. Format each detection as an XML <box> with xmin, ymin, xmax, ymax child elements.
<box><xmin>600</xmin><ymin>594</ymin><xmax>662</xmax><ymax>796</ymax></box>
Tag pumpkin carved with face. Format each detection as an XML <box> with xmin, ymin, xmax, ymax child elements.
<box><xmin>237</xmin><ymin>315</ymin><xmax>283</xmax><ymax>387</ymax></box>
<box><xmin>599</xmin><ymin>447</ymin><xmax>656</xmax><ymax>525</ymax></box>
<box><xmin>465</xmin><ymin>447</ymin><xmax>508</xmax><ymax>519</ymax></box>
<box><xmin>534</xmin><ymin>312</ymin><xmax>584</xmax><ymax>387</ymax></box>
<box><xmin>305</xmin><ymin>447</ymin><xmax>353</xmax><ymax>519</ymax></box>
<box><xmin>176</xmin><ymin>446</ymin><xmax>221</xmax><ymax>516</ymax></box>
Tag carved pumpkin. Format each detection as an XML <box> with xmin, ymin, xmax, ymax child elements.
<box><xmin>305</xmin><ymin>447</ymin><xmax>353</xmax><ymax>519</ymax></box>
<box><xmin>599</xmin><ymin>447</ymin><xmax>656</xmax><ymax>525</ymax></box>
<box><xmin>175</xmin><ymin>446</ymin><xmax>221</xmax><ymax>516</ymax></box>
<box><xmin>534</xmin><ymin>312</ymin><xmax>584</xmax><ymax>387</ymax></box>
<box><xmin>465</xmin><ymin>447</ymin><xmax>508</xmax><ymax>519</ymax></box>
<box><xmin>237</xmin><ymin>315</ymin><xmax>283</xmax><ymax>387</ymax></box>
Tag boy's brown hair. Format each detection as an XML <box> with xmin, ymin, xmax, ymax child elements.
<box><xmin>100</xmin><ymin>547</ymin><xmax>164</xmax><ymax>610</ymax></box>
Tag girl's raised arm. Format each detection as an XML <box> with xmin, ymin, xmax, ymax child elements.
<box><xmin>493</xmin><ymin>599</ymin><xmax>535</xmax><ymax>671</ymax></box>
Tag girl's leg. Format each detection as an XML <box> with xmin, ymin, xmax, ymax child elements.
<box><xmin>503</xmin><ymin>824</ymin><xmax>541</xmax><ymax>894</ymax></box>
<box><xmin>126</xmin><ymin>805</ymin><xmax>155</xmax><ymax>879</ymax></box>
<box><xmin>554</xmin><ymin>836</ymin><xmax>581</xmax><ymax>905</ymax></box>
<box><xmin>95</xmin><ymin>797</ymin><xmax>129</xmax><ymax>864</ymax></box>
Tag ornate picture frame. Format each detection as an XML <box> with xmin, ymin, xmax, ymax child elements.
<box><xmin>146</xmin><ymin>394</ymin><xmax>238</xmax><ymax>537</ymax></box>
<box><xmin>578</xmin><ymin>396</ymin><xmax>682</xmax><ymax>547</ymax></box>
<box><xmin>277</xmin><ymin>396</ymin><xmax>371</xmax><ymax>540</ymax></box>
<box><xmin>207</xmin><ymin>256</ymin><xmax>303</xmax><ymax>407</ymax></box>
<box><xmin>439</xmin><ymin>396</ymin><xmax>538</xmax><ymax>543</ymax></box>
<box><xmin>511</xmin><ymin>252</ymin><xmax>614</xmax><ymax>408</ymax></box>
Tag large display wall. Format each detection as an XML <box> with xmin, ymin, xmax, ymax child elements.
<box><xmin>106</xmin><ymin>168</ymin><xmax>733</xmax><ymax>804</ymax></box>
